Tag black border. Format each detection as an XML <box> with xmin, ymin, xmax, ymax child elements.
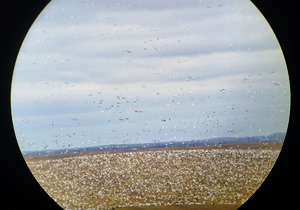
<box><xmin>1</xmin><ymin>1</ymin><xmax>62</xmax><ymax>209</ymax></box>
<box><xmin>1</xmin><ymin>1</ymin><xmax>299</xmax><ymax>209</ymax></box>
<box><xmin>238</xmin><ymin>1</ymin><xmax>299</xmax><ymax>208</ymax></box>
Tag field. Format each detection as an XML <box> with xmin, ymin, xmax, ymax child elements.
<box><xmin>25</xmin><ymin>143</ymin><xmax>281</xmax><ymax>210</ymax></box>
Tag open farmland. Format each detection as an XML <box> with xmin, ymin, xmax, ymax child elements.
<box><xmin>25</xmin><ymin>143</ymin><xmax>281</xmax><ymax>210</ymax></box>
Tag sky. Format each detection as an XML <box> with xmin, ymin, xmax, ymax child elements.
<box><xmin>11</xmin><ymin>0</ymin><xmax>290</xmax><ymax>152</ymax></box>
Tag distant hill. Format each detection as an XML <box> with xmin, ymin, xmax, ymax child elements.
<box><xmin>23</xmin><ymin>132</ymin><xmax>286</xmax><ymax>158</ymax></box>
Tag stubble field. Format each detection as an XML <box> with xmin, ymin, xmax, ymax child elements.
<box><xmin>25</xmin><ymin>143</ymin><xmax>281</xmax><ymax>210</ymax></box>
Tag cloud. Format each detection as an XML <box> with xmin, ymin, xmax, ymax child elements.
<box><xmin>11</xmin><ymin>0</ymin><xmax>290</xmax><ymax>151</ymax></box>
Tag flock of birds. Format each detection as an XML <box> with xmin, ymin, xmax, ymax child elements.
<box><xmin>44</xmin><ymin>85</ymin><xmax>234</xmax><ymax>148</ymax></box>
<box><xmin>15</xmin><ymin>3</ymin><xmax>287</xmax><ymax>210</ymax></box>
<box><xmin>26</xmin><ymin>147</ymin><xmax>280</xmax><ymax>210</ymax></box>
<box><xmin>15</xmin><ymin>66</ymin><xmax>284</xmax><ymax>152</ymax></box>
<box><xmin>12</xmin><ymin>0</ymin><xmax>288</xmax><ymax>152</ymax></box>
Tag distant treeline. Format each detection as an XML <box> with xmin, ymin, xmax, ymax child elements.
<box><xmin>23</xmin><ymin>132</ymin><xmax>285</xmax><ymax>158</ymax></box>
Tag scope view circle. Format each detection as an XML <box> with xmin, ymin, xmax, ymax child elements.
<box><xmin>11</xmin><ymin>1</ymin><xmax>290</xmax><ymax>209</ymax></box>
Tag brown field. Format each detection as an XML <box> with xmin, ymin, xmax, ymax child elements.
<box><xmin>25</xmin><ymin>143</ymin><xmax>282</xmax><ymax>210</ymax></box>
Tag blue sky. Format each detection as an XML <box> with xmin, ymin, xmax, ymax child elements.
<box><xmin>11</xmin><ymin>0</ymin><xmax>290</xmax><ymax>151</ymax></box>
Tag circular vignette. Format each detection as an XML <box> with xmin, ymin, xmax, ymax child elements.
<box><xmin>2</xmin><ymin>1</ymin><xmax>62</xmax><ymax>210</ymax></box>
<box><xmin>2</xmin><ymin>1</ymin><xmax>299</xmax><ymax>210</ymax></box>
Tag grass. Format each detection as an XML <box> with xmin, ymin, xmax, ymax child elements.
<box><xmin>114</xmin><ymin>204</ymin><xmax>240</xmax><ymax>210</ymax></box>
<box><xmin>25</xmin><ymin>142</ymin><xmax>282</xmax><ymax>210</ymax></box>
